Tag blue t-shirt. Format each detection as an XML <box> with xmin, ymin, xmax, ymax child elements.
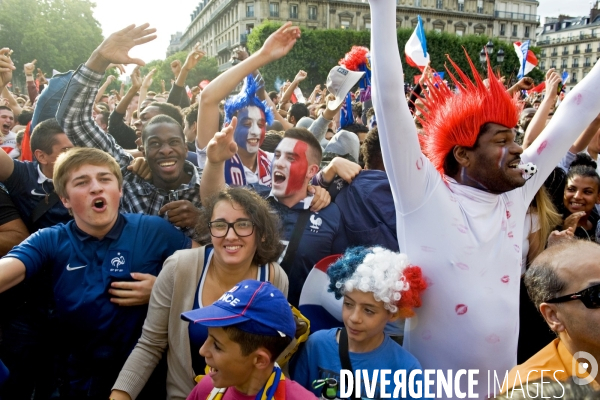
<box><xmin>188</xmin><ymin>245</ymin><xmax>271</xmax><ymax>375</ymax></box>
<box><xmin>4</xmin><ymin>213</ymin><xmax>191</xmax><ymax>394</ymax></box>
<box><xmin>3</xmin><ymin>160</ymin><xmax>71</xmax><ymax>231</ymax></box>
<box><xmin>252</xmin><ymin>185</ymin><xmax>349</xmax><ymax>307</ymax></box>
<box><xmin>290</xmin><ymin>328</ymin><xmax>422</xmax><ymax>399</ymax></box>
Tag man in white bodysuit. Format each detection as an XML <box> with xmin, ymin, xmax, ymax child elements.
<box><xmin>368</xmin><ymin>0</ymin><xmax>600</xmax><ymax>397</ymax></box>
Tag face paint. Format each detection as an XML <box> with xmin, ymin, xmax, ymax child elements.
<box><xmin>272</xmin><ymin>138</ymin><xmax>309</xmax><ymax>198</ymax></box>
<box><xmin>234</xmin><ymin>106</ymin><xmax>266</xmax><ymax>154</ymax></box>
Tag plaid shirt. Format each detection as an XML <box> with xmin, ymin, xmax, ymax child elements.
<box><xmin>56</xmin><ymin>64</ymin><xmax>202</xmax><ymax>237</ymax></box>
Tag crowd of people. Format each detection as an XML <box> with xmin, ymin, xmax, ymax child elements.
<box><xmin>0</xmin><ymin>0</ymin><xmax>600</xmax><ymax>399</ymax></box>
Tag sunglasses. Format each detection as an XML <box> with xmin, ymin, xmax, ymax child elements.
<box><xmin>546</xmin><ymin>283</ymin><xmax>600</xmax><ymax>309</ymax></box>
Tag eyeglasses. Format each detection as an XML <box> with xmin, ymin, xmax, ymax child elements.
<box><xmin>546</xmin><ymin>283</ymin><xmax>600</xmax><ymax>309</ymax></box>
<box><xmin>208</xmin><ymin>220</ymin><xmax>255</xmax><ymax>238</ymax></box>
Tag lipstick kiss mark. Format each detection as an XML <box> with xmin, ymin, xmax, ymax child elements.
<box><xmin>501</xmin><ymin>275</ymin><xmax>510</xmax><ymax>283</ymax></box>
<box><xmin>455</xmin><ymin>262</ymin><xmax>469</xmax><ymax>270</ymax></box>
<box><xmin>455</xmin><ymin>304</ymin><xmax>468</xmax><ymax>315</ymax></box>
<box><xmin>508</xmin><ymin>231</ymin><xmax>513</xmax><ymax>238</ymax></box>
<box><xmin>537</xmin><ymin>140</ymin><xmax>548</xmax><ymax>155</ymax></box>
<box><xmin>575</xmin><ymin>93</ymin><xmax>582</xmax><ymax>105</ymax></box>
<box><xmin>506</xmin><ymin>210</ymin><xmax>511</xmax><ymax>219</ymax></box>
<box><xmin>457</xmin><ymin>224</ymin><xmax>468</xmax><ymax>233</ymax></box>
<box><xmin>416</xmin><ymin>157</ymin><xmax>424</xmax><ymax>170</ymax></box>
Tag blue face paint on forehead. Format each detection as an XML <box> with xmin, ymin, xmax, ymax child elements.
<box><xmin>234</xmin><ymin>106</ymin><xmax>266</xmax><ymax>154</ymax></box>
<box><xmin>224</xmin><ymin>74</ymin><xmax>274</xmax><ymax>126</ymax></box>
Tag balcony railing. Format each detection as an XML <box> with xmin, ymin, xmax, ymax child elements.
<box><xmin>537</xmin><ymin>34</ymin><xmax>597</xmax><ymax>46</ymax></box>
<box><xmin>586</xmin><ymin>48</ymin><xmax>593</xmax><ymax>53</ymax></box>
<box><xmin>494</xmin><ymin>10</ymin><xmax>540</xmax><ymax>22</ymax></box>
<box><xmin>218</xmin><ymin>61</ymin><xmax>233</xmax><ymax>72</ymax></box>
<box><xmin>584</xmin><ymin>62</ymin><xmax>592</xmax><ymax>67</ymax></box>
<box><xmin>551</xmin><ymin>51</ymin><xmax>558</xmax><ymax>56</ymax></box>
<box><xmin>571</xmin><ymin>78</ymin><xmax>578</xmax><ymax>83</ymax></box>
<box><xmin>240</xmin><ymin>33</ymin><xmax>248</xmax><ymax>44</ymax></box>
<box><xmin>500</xmin><ymin>30</ymin><xmax>505</xmax><ymax>36</ymax></box>
<box><xmin>289</xmin><ymin>11</ymin><xmax>298</xmax><ymax>19</ymax></box>
<box><xmin>270</xmin><ymin>11</ymin><xmax>279</xmax><ymax>17</ymax></box>
<box><xmin>574</xmin><ymin>49</ymin><xmax>581</xmax><ymax>54</ymax></box>
<box><xmin>217</xmin><ymin>40</ymin><xmax>230</xmax><ymax>53</ymax></box>
<box><xmin>572</xmin><ymin>63</ymin><xmax>579</xmax><ymax>68</ymax></box>
<box><xmin>246</xmin><ymin>10</ymin><xmax>254</xmax><ymax>17</ymax></box>
<box><xmin>562</xmin><ymin>50</ymin><xmax>569</xmax><ymax>55</ymax></box>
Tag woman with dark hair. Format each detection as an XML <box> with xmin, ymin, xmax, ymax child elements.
<box><xmin>558</xmin><ymin>153</ymin><xmax>600</xmax><ymax>241</ymax></box>
<box><xmin>110</xmin><ymin>187</ymin><xmax>287</xmax><ymax>400</ymax></box>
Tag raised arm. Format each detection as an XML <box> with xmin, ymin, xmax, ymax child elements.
<box><xmin>369</xmin><ymin>0</ymin><xmax>432</xmax><ymax>214</ymax></box>
<box><xmin>521</xmin><ymin>57</ymin><xmax>600</xmax><ymax>202</ymax></box>
<box><xmin>200</xmin><ymin>118</ymin><xmax>238</xmax><ymax>201</ymax></box>
<box><xmin>196</xmin><ymin>22</ymin><xmax>301</xmax><ymax>150</ymax></box>
<box><xmin>167</xmin><ymin>43</ymin><xmax>205</xmax><ymax>108</ymax></box>
<box><xmin>279</xmin><ymin>70</ymin><xmax>306</xmax><ymax>105</ymax></box>
<box><xmin>523</xmin><ymin>69</ymin><xmax>560</xmax><ymax>149</ymax></box>
<box><xmin>56</xmin><ymin>24</ymin><xmax>156</xmax><ymax>169</ymax></box>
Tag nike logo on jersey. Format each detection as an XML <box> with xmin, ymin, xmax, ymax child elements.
<box><xmin>66</xmin><ymin>264</ymin><xmax>87</xmax><ymax>271</ymax></box>
<box><xmin>31</xmin><ymin>189</ymin><xmax>47</xmax><ymax>197</ymax></box>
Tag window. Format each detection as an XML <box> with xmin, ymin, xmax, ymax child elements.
<box><xmin>477</xmin><ymin>0</ymin><xmax>483</xmax><ymax>13</ymax></box>
<box><xmin>525</xmin><ymin>26</ymin><xmax>530</xmax><ymax>38</ymax></box>
<box><xmin>574</xmin><ymin>44</ymin><xmax>580</xmax><ymax>54</ymax></box>
<box><xmin>415</xmin><ymin>0</ymin><xmax>422</xmax><ymax>6</ymax></box>
<box><xmin>289</xmin><ymin>4</ymin><xmax>298</xmax><ymax>19</ymax></box>
<box><xmin>572</xmin><ymin>72</ymin><xmax>577</xmax><ymax>83</ymax></box>
<box><xmin>308</xmin><ymin>5</ymin><xmax>317</xmax><ymax>20</ymax></box>
<box><xmin>551</xmin><ymin>60</ymin><xmax>556</xmax><ymax>68</ymax></box>
<box><xmin>585</xmin><ymin>57</ymin><xmax>591</xmax><ymax>67</ymax></box>
<box><xmin>341</xmin><ymin>18</ymin><xmax>351</xmax><ymax>29</ymax></box>
<box><xmin>436</xmin><ymin>0</ymin><xmax>443</xmax><ymax>9</ymax></box>
<box><xmin>540</xmin><ymin>61</ymin><xmax>545</xmax><ymax>70</ymax></box>
<box><xmin>500</xmin><ymin>23</ymin><xmax>505</xmax><ymax>36</ymax></box>
<box><xmin>573</xmin><ymin>58</ymin><xmax>579</xmax><ymax>67</ymax></box>
<box><xmin>512</xmin><ymin>24</ymin><xmax>517</xmax><ymax>36</ymax></box>
<box><xmin>563</xmin><ymin>46</ymin><xmax>569</xmax><ymax>55</ymax></box>
<box><xmin>456</xmin><ymin>29</ymin><xmax>464</xmax><ymax>36</ymax></box>
<box><xmin>269</xmin><ymin>3</ymin><xmax>279</xmax><ymax>17</ymax></box>
<box><xmin>246</xmin><ymin>3</ymin><xmax>254</xmax><ymax>17</ymax></box>
<box><xmin>365</xmin><ymin>20</ymin><xmax>371</xmax><ymax>31</ymax></box>
<box><xmin>561</xmin><ymin>59</ymin><xmax>567</xmax><ymax>68</ymax></box>
<box><xmin>457</xmin><ymin>0</ymin><xmax>464</xmax><ymax>11</ymax></box>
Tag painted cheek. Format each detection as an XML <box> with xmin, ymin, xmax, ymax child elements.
<box><xmin>259</xmin><ymin>125</ymin><xmax>266</xmax><ymax>146</ymax></box>
<box><xmin>285</xmin><ymin>141</ymin><xmax>308</xmax><ymax>195</ymax></box>
<box><xmin>233</xmin><ymin>124</ymin><xmax>250</xmax><ymax>148</ymax></box>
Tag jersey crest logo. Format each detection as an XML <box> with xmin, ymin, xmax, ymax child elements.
<box><xmin>310</xmin><ymin>214</ymin><xmax>322</xmax><ymax>232</ymax></box>
<box><xmin>111</xmin><ymin>253</ymin><xmax>126</xmax><ymax>268</ymax></box>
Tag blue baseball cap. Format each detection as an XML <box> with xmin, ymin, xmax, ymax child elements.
<box><xmin>181</xmin><ymin>280</ymin><xmax>295</xmax><ymax>338</ymax></box>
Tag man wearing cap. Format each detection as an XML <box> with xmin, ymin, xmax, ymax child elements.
<box><xmin>182</xmin><ymin>280</ymin><xmax>317</xmax><ymax>399</ymax></box>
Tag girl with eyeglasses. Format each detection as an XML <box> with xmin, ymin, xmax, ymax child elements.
<box><xmin>110</xmin><ymin>187</ymin><xmax>288</xmax><ymax>400</ymax></box>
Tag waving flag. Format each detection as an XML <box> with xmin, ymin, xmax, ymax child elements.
<box><xmin>514</xmin><ymin>41</ymin><xmax>538</xmax><ymax>78</ymax></box>
<box><xmin>405</xmin><ymin>15</ymin><xmax>430</xmax><ymax>70</ymax></box>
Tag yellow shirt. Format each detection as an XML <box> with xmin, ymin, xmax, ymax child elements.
<box><xmin>503</xmin><ymin>339</ymin><xmax>600</xmax><ymax>393</ymax></box>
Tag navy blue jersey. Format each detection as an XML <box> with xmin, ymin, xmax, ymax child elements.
<box><xmin>252</xmin><ymin>185</ymin><xmax>349</xmax><ymax>306</ymax></box>
<box><xmin>4</xmin><ymin>213</ymin><xmax>191</xmax><ymax>394</ymax></box>
<box><xmin>3</xmin><ymin>160</ymin><xmax>71</xmax><ymax>231</ymax></box>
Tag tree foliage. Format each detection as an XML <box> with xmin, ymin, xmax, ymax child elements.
<box><xmin>0</xmin><ymin>0</ymin><xmax>103</xmax><ymax>88</ymax></box>
<box><xmin>139</xmin><ymin>51</ymin><xmax>220</xmax><ymax>94</ymax></box>
<box><xmin>247</xmin><ymin>21</ymin><xmax>544</xmax><ymax>92</ymax></box>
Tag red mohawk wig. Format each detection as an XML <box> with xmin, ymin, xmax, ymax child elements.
<box><xmin>418</xmin><ymin>50</ymin><xmax>522</xmax><ymax>175</ymax></box>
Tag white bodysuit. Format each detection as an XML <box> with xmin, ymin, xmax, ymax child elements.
<box><xmin>369</xmin><ymin>0</ymin><xmax>600</xmax><ymax>397</ymax></box>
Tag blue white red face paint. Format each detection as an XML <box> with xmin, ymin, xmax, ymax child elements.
<box><xmin>234</xmin><ymin>106</ymin><xmax>266</xmax><ymax>154</ymax></box>
<box><xmin>272</xmin><ymin>138</ymin><xmax>309</xmax><ymax>198</ymax></box>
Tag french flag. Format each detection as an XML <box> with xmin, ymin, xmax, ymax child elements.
<box><xmin>514</xmin><ymin>41</ymin><xmax>538</xmax><ymax>78</ymax></box>
<box><xmin>405</xmin><ymin>15</ymin><xmax>430</xmax><ymax>70</ymax></box>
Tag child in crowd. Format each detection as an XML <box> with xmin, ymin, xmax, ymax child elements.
<box><xmin>290</xmin><ymin>246</ymin><xmax>426</xmax><ymax>399</ymax></box>
<box><xmin>182</xmin><ymin>280</ymin><xmax>317</xmax><ymax>400</ymax></box>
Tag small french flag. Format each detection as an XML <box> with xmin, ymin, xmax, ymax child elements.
<box><xmin>405</xmin><ymin>15</ymin><xmax>430</xmax><ymax>70</ymax></box>
<box><xmin>514</xmin><ymin>41</ymin><xmax>538</xmax><ymax>78</ymax></box>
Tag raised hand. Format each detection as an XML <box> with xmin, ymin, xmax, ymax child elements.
<box><xmin>171</xmin><ymin>59</ymin><xmax>182</xmax><ymax>78</ymax></box>
<box><xmin>294</xmin><ymin>70</ymin><xmax>307</xmax><ymax>83</ymax></box>
<box><xmin>258</xmin><ymin>22</ymin><xmax>301</xmax><ymax>63</ymax></box>
<box><xmin>206</xmin><ymin>116</ymin><xmax>238</xmax><ymax>164</ymax></box>
<box><xmin>545</xmin><ymin>69</ymin><xmax>562</xmax><ymax>96</ymax></box>
<box><xmin>141</xmin><ymin>68</ymin><xmax>156</xmax><ymax>89</ymax></box>
<box><xmin>36</xmin><ymin>68</ymin><xmax>48</xmax><ymax>85</ymax></box>
<box><xmin>130</xmin><ymin>66</ymin><xmax>142</xmax><ymax>89</ymax></box>
<box><xmin>517</xmin><ymin>76</ymin><xmax>535</xmax><ymax>91</ymax></box>
<box><xmin>87</xmin><ymin>23</ymin><xmax>157</xmax><ymax>72</ymax></box>
<box><xmin>0</xmin><ymin>48</ymin><xmax>15</xmax><ymax>88</ymax></box>
<box><xmin>107</xmin><ymin>63</ymin><xmax>126</xmax><ymax>74</ymax></box>
<box><xmin>183</xmin><ymin>42</ymin><xmax>206</xmax><ymax>72</ymax></box>
<box><xmin>24</xmin><ymin>59</ymin><xmax>37</xmax><ymax>76</ymax></box>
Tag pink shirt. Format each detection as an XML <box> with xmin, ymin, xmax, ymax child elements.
<box><xmin>186</xmin><ymin>375</ymin><xmax>317</xmax><ymax>400</ymax></box>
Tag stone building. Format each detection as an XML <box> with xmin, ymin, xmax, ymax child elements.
<box><xmin>172</xmin><ymin>0</ymin><xmax>539</xmax><ymax>71</ymax></box>
<box><xmin>536</xmin><ymin>2</ymin><xmax>600</xmax><ymax>91</ymax></box>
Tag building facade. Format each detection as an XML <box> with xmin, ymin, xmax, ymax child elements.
<box><xmin>536</xmin><ymin>3</ymin><xmax>600</xmax><ymax>92</ymax></box>
<box><xmin>173</xmin><ymin>0</ymin><xmax>539</xmax><ymax>70</ymax></box>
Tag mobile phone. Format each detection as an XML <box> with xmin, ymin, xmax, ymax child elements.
<box><xmin>557</xmin><ymin>81</ymin><xmax>564</xmax><ymax>95</ymax></box>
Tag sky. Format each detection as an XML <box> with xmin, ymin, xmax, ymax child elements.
<box><xmin>92</xmin><ymin>0</ymin><xmax>593</xmax><ymax>73</ymax></box>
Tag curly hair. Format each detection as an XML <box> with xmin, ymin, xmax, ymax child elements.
<box><xmin>361</xmin><ymin>127</ymin><xmax>383</xmax><ymax>171</ymax></box>
<box><xmin>567</xmin><ymin>152</ymin><xmax>600</xmax><ymax>187</ymax></box>
<box><xmin>327</xmin><ymin>246</ymin><xmax>427</xmax><ymax>317</ymax></box>
<box><xmin>195</xmin><ymin>187</ymin><xmax>284</xmax><ymax>265</ymax></box>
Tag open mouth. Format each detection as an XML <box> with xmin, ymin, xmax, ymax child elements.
<box><xmin>158</xmin><ymin>161</ymin><xmax>176</xmax><ymax>167</ymax></box>
<box><xmin>273</xmin><ymin>171</ymin><xmax>286</xmax><ymax>184</ymax></box>
<box><xmin>1</xmin><ymin>123</ymin><xmax>10</xmax><ymax>133</ymax></box>
<box><xmin>224</xmin><ymin>245</ymin><xmax>242</xmax><ymax>252</ymax></box>
<box><xmin>92</xmin><ymin>198</ymin><xmax>106</xmax><ymax>211</ymax></box>
<box><xmin>507</xmin><ymin>160</ymin><xmax>520</xmax><ymax>169</ymax></box>
<box><xmin>247</xmin><ymin>138</ymin><xmax>259</xmax><ymax>146</ymax></box>
<box><xmin>569</xmin><ymin>202</ymin><xmax>585</xmax><ymax>209</ymax></box>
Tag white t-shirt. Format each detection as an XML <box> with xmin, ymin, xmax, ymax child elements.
<box><xmin>1</xmin><ymin>131</ymin><xmax>19</xmax><ymax>159</ymax></box>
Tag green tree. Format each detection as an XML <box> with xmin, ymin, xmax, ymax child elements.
<box><xmin>139</xmin><ymin>52</ymin><xmax>219</xmax><ymax>94</ymax></box>
<box><xmin>247</xmin><ymin>21</ymin><xmax>544</xmax><ymax>91</ymax></box>
<box><xmin>0</xmin><ymin>0</ymin><xmax>103</xmax><ymax>89</ymax></box>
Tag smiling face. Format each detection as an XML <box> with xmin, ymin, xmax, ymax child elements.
<box><xmin>342</xmin><ymin>290</ymin><xmax>398</xmax><ymax>353</ymax></box>
<box><xmin>271</xmin><ymin>138</ymin><xmax>310</xmax><ymax>201</ymax></box>
<box><xmin>61</xmin><ymin>164</ymin><xmax>122</xmax><ymax>238</ymax></box>
<box><xmin>210</xmin><ymin>200</ymin><xmax>258</xmax><ymax>269</ymax></box>
<box><xmin>564</xmin><ymin>175</ymin><xmax>600</xmax><ymax>214</ymax></box>
<box><xmin>461</xmin><ymin>123</ymin><xmax>525</xmax><ymax>194</ymax></box>
<box><xmin>143</xmin><ymin>122</ymin><xmax>189</xmax><ymax>190</ymax></box>
<box><xmin>200</xmin><ymin>327</ymin><xmax>256</xmax><ymax>391</ymax></box>
<box><xmin>0</xmin><ymin>109</ymin><xmax>14</xmax><ymax>135</ymax></box>
<box><xmin>234</xmin><ymin>106</ymin><xmax>266</xmax><ymax>154</ymax></box>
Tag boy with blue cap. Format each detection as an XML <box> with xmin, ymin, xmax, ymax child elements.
<box><xmin>181</xmin><ymin>280</ymin><xmax>317</xmax><ymax>400</ymax></box>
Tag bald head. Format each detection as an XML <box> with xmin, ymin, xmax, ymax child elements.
<box><xmin>525</xmin><ymin>240</ymin><xmax>600</xmax><ymax>309</ymax></box>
